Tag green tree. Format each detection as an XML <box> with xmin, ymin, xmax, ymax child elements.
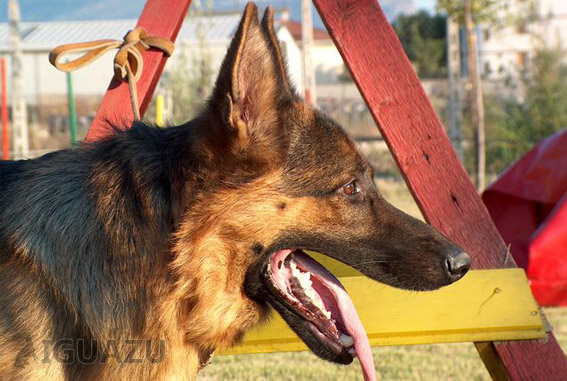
<box><xmin>437</xmin><ymin>0</ymin><xmax>506</xmax><ymax>26</ymax></box>
<box><xmin>485</xmin><ymin>41</ymin><xmax>567</xmax><ymax>173</ymax></box>
<box><xmin>437</xmin><ymin>0</ymin><xmax>506</xmax><ymax>190</ymax></box>
<box><xmin>160</xmin><ymin>1</ymin><xmax>215</xmax><ymax>124</ymax></box>
<box><xmin>517</xmin><ymin>42</ymin><xmax>567</xmax><ymax>138</ymax></box>
<box><xmin>393</xmin><ymin>11</ymin><xmax>447</xmax><ymax>78</ymax></box>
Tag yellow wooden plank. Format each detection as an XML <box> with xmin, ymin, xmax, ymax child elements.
<box><xmin>219</xmin><ymin>269</ymin><xmax>544</xmax><ymax>355</ymax></box>
<box><xmin>155</xmin><ymin>94</ymin><xmax>164</xmax><ymax>126</ymax></box>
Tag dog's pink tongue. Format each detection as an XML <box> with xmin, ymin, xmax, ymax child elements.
<box><xmin>295</xmin><ymin>254</ymin><xmax>377</xmax><ymax>381</ymax></box>
<box><xmin>318</xmin><ymin>272</ymin><xmax>376</xmax><ymax>381</ymax></box>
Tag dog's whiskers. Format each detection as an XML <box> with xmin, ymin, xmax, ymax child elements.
<box><xmin>351</xmin><ymin>259</ymin><xmax>400</xmax><ymax>267</ymax></box>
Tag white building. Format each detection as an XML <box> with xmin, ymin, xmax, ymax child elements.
<box><xmin>480</xmin><ymin>0</ymin><xmax>567</xmax><ymax>79</ymax></box>
<box><xmin>0</xmin><ymin>12</ymin><xmax>345</xmax><ymax>108</ymax></box>
<box><xmin>276</xmin><ymin>17</ymin><xmax>344</xmax><ymax>91</ymax></box>
<box><xmin>0</xmin><ymin>15</ymin><xmax>242</xmax><ymax>106</ymax></box>
<box><xmin>0</xmin><ymin>12</ymin><xmax>353</xmax><ymax>148</ymax></box>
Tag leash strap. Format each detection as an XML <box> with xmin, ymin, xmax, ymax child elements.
<box><xmin>49</xmin><ymin>28</ymin><xmax>174</xmax><ymax>120</ymax></box>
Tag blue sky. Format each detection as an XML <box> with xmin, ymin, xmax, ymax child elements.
<box><xmin>1</xmin><ymin>0</ymin><xmax>438</xmax><ymax>24</ymax></box>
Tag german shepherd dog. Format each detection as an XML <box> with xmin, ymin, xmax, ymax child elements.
<box><xmin>0</xmin><ymin>3</ymin><xmax>470</xmax><ymax>380</ymax></box>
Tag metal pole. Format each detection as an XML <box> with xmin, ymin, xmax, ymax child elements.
<box><xmin>9</xmin><ymin>0</ymin><xmax>28</xmax><ymax>157</ymax></box>
<box><xmin>464</xmin><ymin>0</ymin><xmax>486</xmax><ymax>191</ymax></box>
<box><xmin>1</xmin><ymin>57</ymin><xmax>9</xmax><ymax>160</ymax></box>
<box><xmin>301</xmin><ymin>0</ymin><xmax>317</xmax><ymax>105</ymax></box>
<box><xmin>447</xmin><ymin>15</ymin><xmax>463</xmax><ymax>161</ymax></box>
<box><xmin>66</xmin><ymin>71</ymin><xmax>77</xmax><ymax>145</ymax></box>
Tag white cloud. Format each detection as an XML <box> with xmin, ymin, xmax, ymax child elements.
<box><xmin>380</xmin><ymin>0</ymin><xmax>417</xmax><ymax>19</ymax></box>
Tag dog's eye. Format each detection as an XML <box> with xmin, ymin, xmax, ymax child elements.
<box><xmin>341</xmin><ymin>180</ymin><xmax>361</xmax><ymax>196</ymax></box>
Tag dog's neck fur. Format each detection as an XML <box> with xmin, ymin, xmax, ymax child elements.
<box><xmin>0</xmin><ymin>119</ymin><xmax>268</xmax><ymax>379</ymax></box>
<box><xmin>0</xmin><ymin>4</ymin><xmax>301</xmax><ymax>379</ymax></box>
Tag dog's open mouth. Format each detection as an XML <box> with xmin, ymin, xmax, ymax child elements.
<box><xmin>262</xmin><ymin>249</ymin><xmax>376</xmax><ymax>381</ymax></box>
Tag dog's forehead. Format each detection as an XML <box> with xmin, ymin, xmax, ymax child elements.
<box><xmin>289</xmin><ymin>103</ymin><xmax>362</xmax><ymax>165</ymax></box>
<box><xmin>278</xmin><ymin>103</ymin><xmax>366</xmax><ymax>195</ymax></box>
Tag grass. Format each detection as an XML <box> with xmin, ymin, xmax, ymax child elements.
<box><xmin>200</xmin><ymin>308</ymin><xmax>567</xmax><ymax>380</ymax></box>
<box><xmin>201</xmin><ymin>180</ymin><xmax>567</xmax><ymax>380</ymax></box>
<box><xmin>200</xmin><ymin>344</ymin><xmax>488</xmax><ymax>380</ymax></box>
<box><xmin>374</xmin><ymin>178</ymin><xmax>423</xmax><ymax>220</ymax></box>
<box><xmin>546</xmin><ymin>307</ymin><xmax>567</xmax><ymax>352</ymax></box>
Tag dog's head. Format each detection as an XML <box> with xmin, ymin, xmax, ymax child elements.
<box><xmin>173</xmin><ymin>4</ymin><xmax>470</xmax><ymax>378</ymax></box>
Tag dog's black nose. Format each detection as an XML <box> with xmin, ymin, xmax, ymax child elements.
<box><xmin>445</xmin><ymin>251</ymin><xmax>471</xmax><ymax>281</ymax></box>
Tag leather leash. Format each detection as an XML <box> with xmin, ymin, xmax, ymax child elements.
<box><xmin>49</xmin><ymin>27</ymin><xmax>174</xmax><ymax>120</ymax></box>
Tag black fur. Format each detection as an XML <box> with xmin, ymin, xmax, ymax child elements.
<box><xmin>0</xmin><ymin>4</ymin><xmax>470</xmax><ymax>378</ymax></box>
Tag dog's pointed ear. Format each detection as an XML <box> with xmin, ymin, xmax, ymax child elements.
<box><xmin>261</xmin><ymin>6</ymin><xmax>293</xmax><ymax>95</ymax></box>
<box><xmin>210</xmin><ymin>3</ymin><xmax>293</xmax><ymax>142</ymax></box>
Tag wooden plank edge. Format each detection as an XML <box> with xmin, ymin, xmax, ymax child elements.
<box><xmin>311</xmin><ymin>0</ymin><xmax>567</xmax><ymax>378</ymax></box>
<box><xmin>219</xmin><ymin>328</ymin><xmax>546</xmax><ymax>356</ymax></box>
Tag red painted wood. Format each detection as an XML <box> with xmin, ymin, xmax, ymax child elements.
<box><xmin>313</xmin><ymin>0</ymin><xmax>567</xmax><ymax>379</ymax></box>
<box><xmin>85</xmin><ymin>0</ymin><xmax>192</xmax><ymax>141</ymax></box>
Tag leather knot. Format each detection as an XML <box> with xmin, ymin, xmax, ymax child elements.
<box><xmin>49</xmin><ymin>27</ymin><xmax>174</xmax><ymax>120</ymax></box>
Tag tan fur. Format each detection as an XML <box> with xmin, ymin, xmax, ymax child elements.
<box><xmin>169</xmin><ymin>161</ymin><xmax>371</xmax><ymax>351</ymax></box>
<box><xmin>0</xmin><ymin>5</ymin><xmax>300</xmax><ymax>380</ymax></box>
<box><xmin>0</xmin><ymin>3</ymin><xmax>469</xmax><ymax>380</ymax></box>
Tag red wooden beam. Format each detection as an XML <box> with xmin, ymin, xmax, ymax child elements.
<box><xmin>312</xmin><ymin>0</ymin><xmax>567</xmax><ymax>379</ymax></box>
<box><xmin>85</xmin><ymin>0</ymin><xmax>192</xmax><ymax>141</ymax></box>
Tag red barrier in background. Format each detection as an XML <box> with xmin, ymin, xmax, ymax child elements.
<box><xmin>483</xmin><ymin>129</ymin><xmax>567</xmax><ymax>306</ymax></box>
<box><xmin>314</xmin><ymin>1</ymin><xmax>567</xmax><ymax>378</ymax></box>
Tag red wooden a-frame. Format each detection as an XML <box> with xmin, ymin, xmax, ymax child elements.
<box><xmin>86</xmin><ymin>0</ymin><xmax>567</xmax><ymax>379</ymax></box>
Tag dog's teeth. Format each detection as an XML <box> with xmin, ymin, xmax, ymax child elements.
<box><xmin>292</xmin><ymin>267</ymin><xmax>301</xmax><ymax>278</ymax></box>
<box><xmin>290</xmin><ymin>260</ymin><xmax>297</xmax><ymax>270</ymax></box>
<box><xmin>294</xmin><ymin>269</ymin><xmax>312</xmax><ymax>289</ymax></box>
<box><xmin>348</xmin><ymin>347</ymin><xmax>357</xmax><ymax>356</ymax></box>
<box><xmin>305</xmin><ymin>289</ymin><xmax>316</xmax><ymax>301</ymax></box>
<box><xmin>312</xmin><ymin>297</ymin><xmax>326</xmax><ymax>311</ymax></box>
<box><xmin>289</xmin><ymin>267</ymin><xmax>333</xmax><ymax>321</ymax></box>
<box><xmin>299</xmin><ymin>274</ymin><xmax>312</xmax><ymax>289</ymax></box>
<box><xmin>340</xmin><ymin>334</ymin><xmax>354</xmax><ymax>347</ymax></box>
